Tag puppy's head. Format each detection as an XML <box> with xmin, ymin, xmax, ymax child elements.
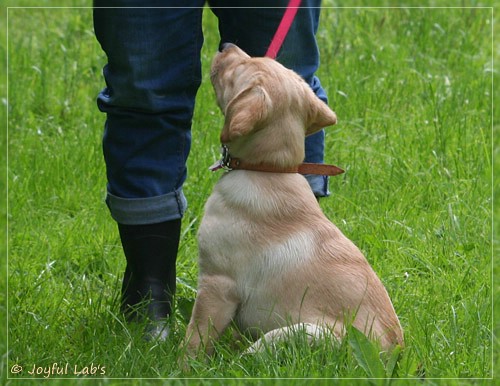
<box><xmin>211</xmin><ymin>43</ymin><xmax>337</xmax><ymax>163</ymax></box>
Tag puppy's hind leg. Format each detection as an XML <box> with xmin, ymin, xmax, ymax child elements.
<box><xmin>245</xmin><ymin>323</ymin><xmax>340</xmax><ymax>354</ymax></box>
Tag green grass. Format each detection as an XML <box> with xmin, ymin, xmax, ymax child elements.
<box><xmin>3</xmin><ymin>1</ymin><xmax>496</xmax><ymax>385</ymax></box>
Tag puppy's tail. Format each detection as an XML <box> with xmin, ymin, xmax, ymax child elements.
<box><xmin>245</xmin><ymin>323</ymin><xmax>339</xmax><ymax>354</ymax></box>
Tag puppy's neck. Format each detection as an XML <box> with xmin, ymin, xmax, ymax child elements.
<box><xmin>226</xmin><ymin>121</ymin><xmax>306</xmax><ymax>169</ymax></box>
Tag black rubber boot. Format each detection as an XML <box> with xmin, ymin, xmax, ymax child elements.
<box><xmin>117</xmin><ymin>219</ymin><xmax>181</xmax><ymax>340</ymax></box>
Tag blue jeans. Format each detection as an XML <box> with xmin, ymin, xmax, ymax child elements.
<box><xmin>94</xmin><ymin>0</ymin><xmax>330</xmax><ymax>225</ymax></box>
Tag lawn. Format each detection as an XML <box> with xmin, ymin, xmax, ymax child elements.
<box><xmin>3</xmin><ymin>0</ymin><xmax>497</xmax><ymax>385</ymax></box>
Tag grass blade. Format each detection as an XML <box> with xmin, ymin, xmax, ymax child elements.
<box><xmin>348</xmin><ymin>328</ymin><xmax>386</xmax><ymax>379</ymax></box>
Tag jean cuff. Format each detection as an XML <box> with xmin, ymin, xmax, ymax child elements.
<box><xmin>305</xmin><ymin>175</ymin><xmax>330</xmax><ymax>198</ymax></box>
<box><xmin>106</xmin><ymin>188</ymin><xmax>187</xmax><ymax>225</ymax></box>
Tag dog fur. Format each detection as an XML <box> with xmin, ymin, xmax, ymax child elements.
<box><xmin>183</xmin><ymin>44</ymin><xmax>403</xmax><ymax>360</ymax></box>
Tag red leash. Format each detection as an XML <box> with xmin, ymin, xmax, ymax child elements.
<box><xmin>265</xmin><ymin>0</ymin><xmax>302</xmax><ymax>59</ymax></box>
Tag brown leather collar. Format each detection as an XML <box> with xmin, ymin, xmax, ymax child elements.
<box><xmin>209</xmin><ymin>145</ymin><xmax>344</xmax><ymax>176</ymax></box>
<box><xmin>228</xmin><ymin>158</ymin><xmax>344</xmax><ymax>176</ymax></box>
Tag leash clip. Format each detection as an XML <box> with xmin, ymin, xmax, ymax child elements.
<box><xmin>220</xmin><ymin>145</ymin><xmax>232</xmax><ymax>170</ymax></box>
<box><xmin>209</xmin><ymin>145</ymin><xmax>233</xmax><ymax>172</ymax></box>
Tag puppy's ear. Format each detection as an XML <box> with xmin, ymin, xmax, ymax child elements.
<box><xmin>221</xmin><ymin>86</ymin><xmax>271</xmax><ymax>143</ymax></box>
<box><xmin>305</xmin><ymin>93</ymin><xmax>337</xmax><ymax>136</ymax></box>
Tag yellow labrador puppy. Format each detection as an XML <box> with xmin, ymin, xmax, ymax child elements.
<box><xmin>183</xmin><ymin>43</ymin><xmax>403</xmax><ymax>359</ymax></box>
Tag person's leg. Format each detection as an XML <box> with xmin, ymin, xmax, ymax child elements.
<box><xmin>93</xmin><ymin>1</ymin><xmax>204</xmax><ymax>336</ymax></box>
<box><xmin>210</xmin><ymin>0</ymin><xmax>330</xmax><ymax>197</ymax></box>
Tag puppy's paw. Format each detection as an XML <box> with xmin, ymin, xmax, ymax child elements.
<box><xmin>177</xmin><ymin>354</ymin><xmax>192</xmax><ymax>372</ymax></box>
